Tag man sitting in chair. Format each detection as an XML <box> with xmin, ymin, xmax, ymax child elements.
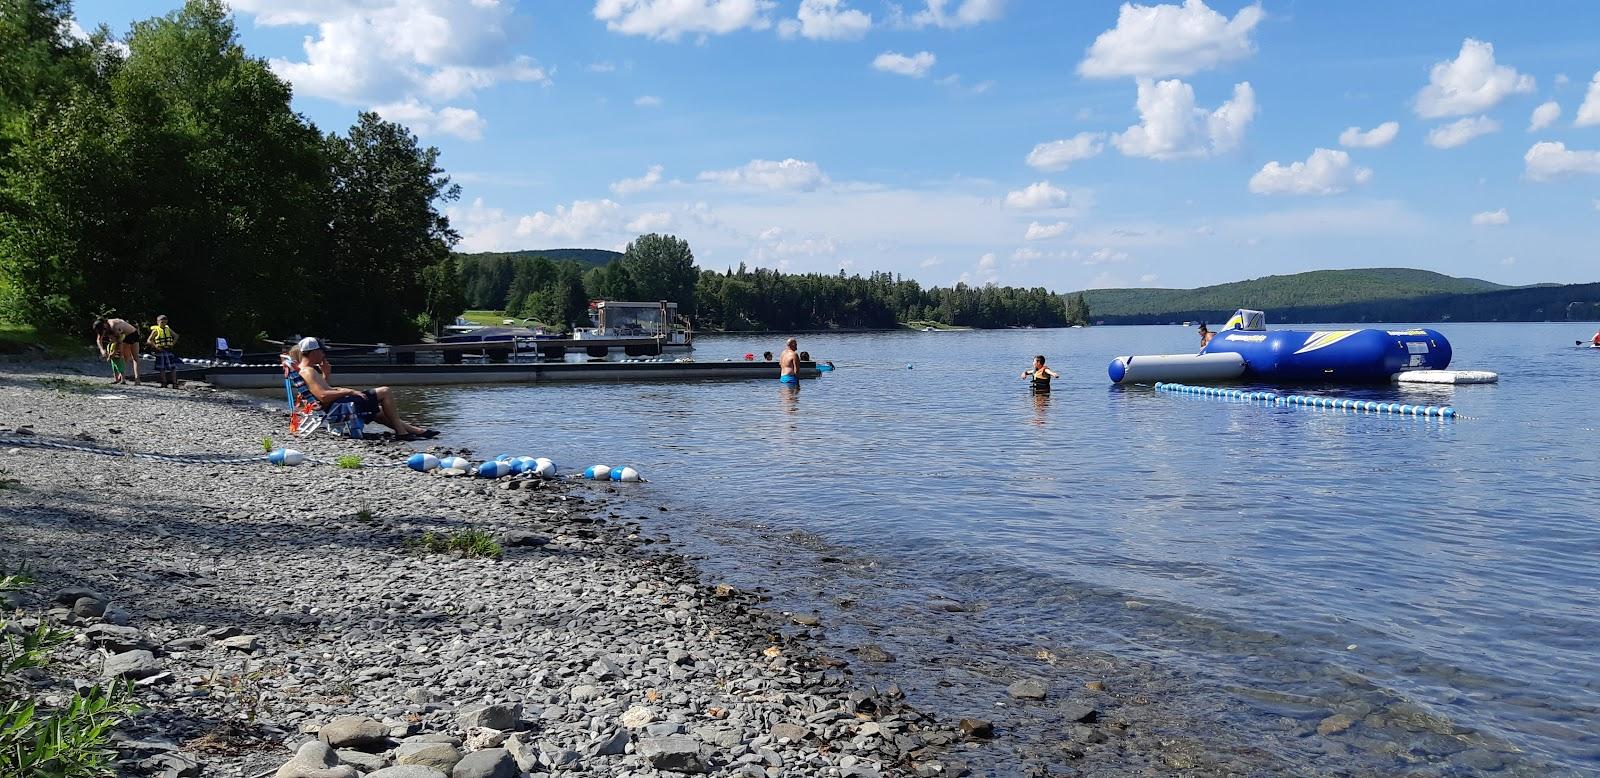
<box><xmin>289</xmin><ymin>340</ymin><xmax>437</xmax><ymax>440</ymax></box>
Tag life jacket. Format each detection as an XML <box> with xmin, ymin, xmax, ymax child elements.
<box><xmin>149</xmin><ymin>324</ymin><xmax>177</xmax><ymax>350</ymax></box>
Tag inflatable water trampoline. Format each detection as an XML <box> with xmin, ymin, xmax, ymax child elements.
<box><xmin>1109</xmin><ymin>309</ymin><xmax>1495</xmax><ymax>385</ymax></box>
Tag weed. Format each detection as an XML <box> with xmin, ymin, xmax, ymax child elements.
<box><xmin>405</xmin><ymin>529</ymin><xmax>502</xmax><ymax>560</ymax></box>
<box><xmin>335</xmin><ymin>454</ymin><xmax>362</xmax><ymax>469</ymax></box>
<box><xmin>354</xmin><ymin>509</ymin><xmax>374</xmax><ymax>523</ymax></box>
<box><xmin>37</xmin><ymin>377</ymin><xmax>95</xmax><ymax>394</ymax></box>
<box><xmin>260</xmin><ymin>436</ymin><xmax>273</xmax><ymax>453</ymax></box>
<box><xmin>0</xmin><ymin>564</ymin><xmax>32</xmax><ymax>593</ymax></box>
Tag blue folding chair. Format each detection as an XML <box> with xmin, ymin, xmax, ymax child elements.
<box><xmin>281</xmin><ymin>355</ymin><xmax>364</xmax><ymax>438</ymax></box>
<box><xmin>214</xmin><ymin>337</ymin><xmax>243</xmax><ymax>363</ymax></box>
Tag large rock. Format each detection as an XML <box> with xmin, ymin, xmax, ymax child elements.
<box><xmin>457</xmin><ymin>702</ymin><xmax>521</xmax><ymax>732</ymax></box>
<box><xmin>1007</xmin><ymin>679</ymin><xmax>1048</xmax><ymax>701</ymax></box>
<box><xmin>82</xmin><ymin>624</ymin><xmax>150</xmax><ymax>653</ymax></box>
<box><xmin>395</xmin><ymin>741</ymin><xmax>462</xmax><ymax>772</ymax></box>
<box><xmin>369</xmin><ymin>768</ymin><xmax>447</xmax><ymax>778</ymax></box>
<box><xmin>103</xmin><ymin>650</ymin><xmax>161</xmax><ymax>680</ymax></box>
<box><xmin>73</xmin><ymin>596</ymin><xmax>107</xmax><ymax>618</ymax></box>
<box><xmin>274</xmin><ymin>741</ymin><xmax>358</xmax><ymax>778</ymax></box>
<box><xmin>450</xmin><ymin>748</ymin><xmax>517</xmax><ymax>778</ymax></box>
<box><xmin>336</xmin><ymin>750</ymin><xmax>389</xmax><ymax>773</ymax></box>
<box><xmin>636</xmin><ymin>736</ymin><xmax>708</xmax><ymax>774</ymax></box>
<box><xmin>587</xmin><ymin>728</ymin><xmax>629</xmax><ymax>757</ymax></box>
<box><xmin>319</xmin><ymin>716</ymin><xmax>389</xmax><ymax>751</ymax></box>
<box><xmin>52</xmin><ymin>586</ymin><xmax>107</xmax><ymax>605</ymax></box>
<box><xmin>769</xmin><ymin>723</ymin><xmax>808</xmax><ymax>743</ymax></box>
<box><xmin>219</xmin><ymin>634</ymin><xmax>260</xmax><ymax>652</ymax></box>
<box><xmin>503</xmin><ymin>732</ymin><xmax>541</xmax><ymax>772</ymax></box>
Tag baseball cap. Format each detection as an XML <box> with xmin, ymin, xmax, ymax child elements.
<box><xmin>297</xmin><ymin>336</ymin><xmax>322</xmax><ymax>352</ymax></box>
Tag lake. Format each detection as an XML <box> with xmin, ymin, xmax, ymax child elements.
<box><xmin>399</xmin><ymin>323</ymin><xmax>1600</xmax><ymax>775</ymax></box>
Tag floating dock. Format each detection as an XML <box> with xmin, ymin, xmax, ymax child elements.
<box><xmin>182</xmin><ymin>360</ymin><xmax>824</xmax><ymax>389</ymax></box>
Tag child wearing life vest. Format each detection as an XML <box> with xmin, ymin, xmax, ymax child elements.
<box><xmin>1021</xmin><ymin>355</ymin><xmax>1061</xmax><ymax>394</ymax></box>
<box><xmin>146</xmin><ymin>314</ymin><xmax>181</xmax><ymax>388</ymax></box>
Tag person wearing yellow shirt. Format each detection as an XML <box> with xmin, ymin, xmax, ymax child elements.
<box><xmin>146</xmin><ymin>314</ymin><xmax>182</xmax><ymax>389</ymax></box>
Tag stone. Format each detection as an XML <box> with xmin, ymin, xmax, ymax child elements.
<box><xmin>504</xmin><ymin>732</ymin><xmax>541</xmax><ymax>773</ymax></box>
<box><xmin>369</xmin><ymin>768</ymin><xmax>447</xmax><ymax>778</ymax></box>
<box><xmin>854</xmin><ymin>644</ymin><xmax>895</xmax><ymax>663</ymax></box>
<box><xmin>569</xmin><ymin>685</ymin><xmax>602</xmax><ymax>703</ymax></box>
<box><xmin>589</xmin><ymin>656</ymin><xmax>622</xmax><ymax>680</ymax></box>
<box><xmin>219</xmin><ymin>634</ymin><xmax>259</xmax><ymax>652</ymax></box>
<box><xmin>769</xmin><ymin>723</ymin><xmax>808</xmax><ymax>743</ymax></box>
<box><xmin>1317</xmin><ymin>713</ymin><xmax>1357</xmax><ymax>737</ymax></box>
<box><xmin>336</xmin><ymin>750</ymin><xmax>389</xmax><ymax>772</ymax></box>
<box><xmin>275</xmin><ymin>741</ymin><xmax>358</xmax><ymax>778</ymax></box>
<box><xmin>463</xmin><ymin>727</ymin><xmax>508</xmax><ymax>751</ymax></box>
<box><xmin>458</xmin><ymin>702</ymin><xmax>521</xmax><ymax>732</ymax></box>
<box><xmin>1061</xmin><ymin>704</ymin><xmax>1099</xmax><ymax>724</ymax></box>
<box><xmin>141</xmin><ymin>751</ymin><xmax>203</xmax><ymax>778</ymax></box>
<box><xmin>103</xmin><ymin>650</ymin><xmax>161</xmax><ymax>680</ymax></box>
<box><xmin>958</xmin><ymin>719</ymin><xmax>994</xmax><ymax>739</ymax></box>
<box><xmin>498</xmin><ymin>531</ymin><xmax>549</xmax><ymax>548</ymax></box>
<box><xmin>204</xmin><ymin>626</ymin><xmax>242</xmax><ymax>640</ymax></box>
<box><xmin>621</xmin><ymin>706</ymin><xmax>655</xmax><ymax>728</ymax></box>
<box><xmin>666</xmin><ymin>648</ymin><xmax>692</xmax><ymax>666</ymax></box>
<box><xmin>636</xmin><ymin>736</ymin><xmax>708</xmax><ymax>773</ymax></box>
<box><xmin>82</xmin><ymin>624</ymin><xmax>150</xmax><ymax>653</ymax></box>
<box><xmin>790</xmin><ymin>614</ymin><xmax>820</xmax><ymax>627</ymax></box>
<box><xmin>395</xmin><ymin>741</ymin><xmax>463</xmax><ymax>772</ymax></box>
<box><xmin>1007</xmin><ymin>679</ymin><xmax>1048</xmax><ymax>701</ymax></box>
<box><xmin>587</xmin><ymin>728</ymin><xmax>630</xmax><ymax>757</ymax></box>
<box><xmin>73</xmin><ymin>596</ymin><xmax>107</xmax><ymax>618</ymax></box>
<box><xmin>449</xmin><ymin>748</ymin><xmax>518</xmax><ymax>778</ymax></box>
<box><xmin>52</xmin><ymin>587</ymin><xmax>106</xmax><ymax>606</ymax></box>
<box><xmin>320</xmin><ymin>716</ymin><xmax>389</xmax><ymax>751</ymax></box>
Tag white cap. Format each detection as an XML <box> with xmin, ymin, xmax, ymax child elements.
<box><xmin>296</xmin><ymin>337</ymin><xmax>322</xmax><ymax>352</ymax></box>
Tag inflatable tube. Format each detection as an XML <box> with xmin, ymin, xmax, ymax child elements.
<box><xmin>1203</xmin><ymin>327</ymin><xmax>1451</xmax><ymax>382</ymax></box>
<box><xmin>1109</xmin><ymin>352</ymin><xmax>1245</xmax><ymax>385</ymax></box>
<box><xmin>1393</xmin><ymin>370</ymin><xmax>1498</xmax><ymax>385</ymax></box>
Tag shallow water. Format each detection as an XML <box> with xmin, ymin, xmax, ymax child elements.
<box><xmin>402</xmin><ymin>323</ymin><xmax>1600</xmax><ymax>773</ymax></box>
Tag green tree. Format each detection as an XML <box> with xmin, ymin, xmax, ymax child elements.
<box><xmin>619</xmin><ymin>233</ymin><xmax>696</xmax><ymax>315</ymax></box>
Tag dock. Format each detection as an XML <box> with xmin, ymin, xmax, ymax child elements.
<box><xmin>182</xmin><ymin>360</ymin><xmax>825</xmax><ymax>389</ymax></box>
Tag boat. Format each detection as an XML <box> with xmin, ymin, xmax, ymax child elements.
<box><xmin>1108</xmin><ymin>309</ymin><xmax>1461</xmax><ymax>385</ymax></box>
<box><xmin>439</xmin><ymin>300</ymin><xmax>692</xmax><ymax>362</ymax></box>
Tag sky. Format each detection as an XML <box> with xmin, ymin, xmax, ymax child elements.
<box><xmin>69</xmin><ymin>0</ymin><xmax>1600</xmax><ymax>292</ymax></box>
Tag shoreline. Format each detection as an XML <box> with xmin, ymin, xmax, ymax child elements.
<box><xmin>0</xmin><ymin>362</ymin><xmax>963</xmax><ymax>777</ymax></box>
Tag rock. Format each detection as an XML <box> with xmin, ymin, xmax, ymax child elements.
<box><xmin>843</xmin><ymin>768</ymin><xmax>882</xmax><ymax>778</ymax></box>
<box><xmin>336</xmin><ymin>750</ymin><xmax>389</xmax><ymax>773</ymax></box>
<box><xmin>204</xmin><ymin>626</ymin><xmax>242</xmax><ymax>640</ymax></box>
<box><xmin>621</xmin><ymin>706</ymin><xmax>655</xmax><ymax>729</ymax></box>
<box><xmin>1061</xmin><ymin>704</ymin><xmax>1099</xmax><ymax>724</ymax></box>
<box><xmin>498</xmin><ymin>531</ymin><xmax>549</xmax><ymax>548</ymax></box>
<box><xmin>52</xmin><ymin>587</ymin><xmax>106</xmax><ymax>606</ymax></box>
<box><xmin>463</xmin><ymin>727</ymin><xmax>507</xmax><ymax>750</ymax></box>
<box><xmin>769</xmin><ymin>723</ymin><xmax>808</xmax><ymax>743</ymax></box>
<box><xmin>666</xmin><ymin>648</ymin><xmax>692</xmax><ymax>666</ymax></box>
<box><xmin>73</xmin><ymin>596</ymin><xmax>107</xmax><ymax>618</ymax></box>
<box><xmin>82</xmin><ymin>624</ymin><xmax>150</xmax><ymax>653</ymax></box>
<box><xmin>369</xmin><ymin>768</ymin><xmax>447</xmax><ymax>778</ymax></box>
<box><xmin>219</xmin><ymin>634</ymin><xmax>259</xmax><ymax>652</ymax></box>
<box><xmin>589</xmin><ymin>655</ymin><xmax>623</xmax><ymax>680</ymax></box>
<box><xmin>103</xmin><ymin>650</ymin><xmax>160</xmax><ymax>680</ymax></box>
<box><xmin>569</xmin><ymin>684</ymin><xmax>602</xmax><ymax>703</ymax></box>
<box><xmin>503</xmin><ymin>732</ymin><xmax>541</xmax><ymax>772</ymax></box>
<box><xmin>958</xmin><ymin>719</ymin><xmax>994</xmax><ymax>739</ymax></box>
<box><xmin>450</xmin><ymin>748</ymin><xmax>518</xmax><ymax>778</ymax></box>
<box><xmin>320</xmin><ymin>716</ymin><xmax>389</xmax><ymax>751</ymax></box>
<box><xmin>395</xmin><ymin>741</ymin><xmax>463</xmax><ymax>772</ymax></box>
<box><xmin>854</xmin><ymin>644</ymin><xmax>895</xmax><ymax>663</ymax></box>
<box><xmin>275</xmin><ymin>741</ymin><xmax>358</xmax><ymax>778</ymax></box>
<box><xmin>636</xmin><ymin>736</ymin><xmax>708</xmax><ymax>773</ymax></box>
<box><xmin>1007</xmin><ymin>679</ymin><xmax>1048</xmax><ymax>701</ymax></box>
<box><xmin>458</xmin><ymin>702</ymin><xmax>521</xmax><ymax>732</ymax></box>
<box><xmin>1317</xmin><ymin>713</ymin><xmax>1357</xmax><ymax>737</ymax></box>
<box><xmin>791</xmin><ymin>613</ymin><xmax>821</xmax><ymax>627</ymax></box>
<box><xmin>141</xmin><ymin>751</ymin><xmax>203</xmax><ymax>778</ymax></box>
<box><xmin>587</xmin><ymin>728</ymin><xmax>629</xmax><ymax>757</ymax></box>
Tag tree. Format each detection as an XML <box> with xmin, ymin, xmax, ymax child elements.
<box><xmin>619</xmin><ymin>233</ymin><xmax>696</xmax><ymax>315</ymax></box>
<box><xmin>418</xmin><ymin>256</ymin><xmax>464</xmax><ymax>334</ymax></box>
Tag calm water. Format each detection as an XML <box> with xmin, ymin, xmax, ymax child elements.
<box><xmin>401</xmin><ymin>324</ymin><xmax>1600</xmax><ymax>773</ymax></box>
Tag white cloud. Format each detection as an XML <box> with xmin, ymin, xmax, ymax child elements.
<box><xmin>371</xmin><ymin>99</ymin><xmax>486</xmax><ymax>140</ymax></box>
<box><xmin>1471</xmin><ymin>208</ymin><xmax>1508</xmax><ymax>226</ymax></box>
<box><xmin>1025</xmin><ymin>133</ymin><xmax>1105</xmax><ymax>171</ymax></box>
<box><xmin>1426</xmin><ymin>116</ymin><xmax>1500</xmax><ymax>149</ymax></box>
<box><xmin>1413</xmin><ymin>38</ymin><xmax>1534</xmax><ymax>118</ymax></box>
<box><xmin>1113</xmin><ymin>79</ymin><xmax>1255</xmax><ymax>159</ymax></box>
<box><xmin>1528</xmin><ymin>101</ymin><xmax>1561</xmax><ymax>132</ymax></box>
<box><xmin>974</xmin><ymin>251</ymin><xmax>999</xmax><ymax>282</ymax></box>
<box><xmin>901</xmin><ymin>0</ymin><xmax>1006</xmax><ymax>29</ymax></box>
<box><xmin>518</xmin><ymin>199</ymin><xmax>623</xmax><ymax>242</ymax></box>
<box><xmin>1082</xmin><ymin>247</ymin><xmax>1130</xmax><ymax>265</ymax></box>
<box><xmin>448</xmin><ymin>197</ymin><xmax>626</xmax><ymax>251</ymax></box>
<box><xmin>1500</xmin><ymin>256</ymin><xmax>1517</xmax><ymax>266</ymax></box>
<box><xmin>778</xmin><ymin>0</ymin><xmax>871</xmax><ymax>40</ymax></box>
<box><xmin>1248</xmin><ymin>148</ymin><xmax>1372</xmax><ymax>195</ymax></box>
<box><xmin>1338</xmin><ymin>121</ymin><xmax>1399</xmax><ymax>149</ymax></box>
<box><xmin>1577</xmin><ymin>72</ymin><xmax>1600</xmax><ymax>127</ymax></box>
<box><xmin>592</xmin><ymin>0</ymin><xmax>775</xmax><ymax>40</ymax></box>
<box><xmin>872</xmin><ymin>51</ymin><xmax>936</xmax><ymax>78</ymax></box>
<box><xmin>1024</xmin><ymin>221</ymin><xmax>1069</xmax><ymax>240</ymax></box>
<box><xmin>698</xmin><ymin>158</ymin><xmax>830</xmax><ymax>190</ymax></box>
<box><xmin>635</xmin><ymin>95</ymin><xmax>664</xmax><ymax>108</ymax></box>
<box><xmin>235</xmin><ymin>0</ymin><xmax>547</xmax><ymax>134</ymax></box>
<box><xmin>935</xmin><ymin>74</ymin><xmax>995</xmax><ymax>95</ymax></box>
<box><xmin>1004</xmin><ymin>181</ymin><xmax>1070</xmax><ymax>209</ymax></box>
<box><xmin>1139</xmin><ymin>273</ymin><xmax>1160</xmax><ymax>284</ymax></box>
<box><xmin>587</xmin><ymin>61</ymin><xmax>619</xmax><ymax>73</ymax></box>
<box><xmin>611</xmin><ymin>165</ymin><xmax>664</xmax><ymax>195</ymax></box>
<box><xmin>1078</xmin><ymin>0</ymin><xmax>1263</xmax><ymax>79</ymax></box>
<box><xmin>627</xmin><ymin>211</ymin><xmax>673</xmax><ymax>232</ymax></box>
<box><xmin>1524</xmin><ymin>141</ymin><xmax>1600</xmax><ymax>181</ymax></box>
<box><xmin>919</xmin><ymin>257</ymin><xmax>943</xmax><ymax>268</ymax></box>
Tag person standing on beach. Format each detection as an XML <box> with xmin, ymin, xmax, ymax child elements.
<box><xmin>779</xmin><ymin>338</ymin><xmax>800</xmax><ymax>385</ymax></box>
<box><xmin>93</xmin><ymin>317</ymin><xmax>141</xmax><ymax>385</ymax></box>
<box><xmin>146</xmin><ymin>314</ymin><xmax>181</xmax><ymax>388</ymax></box>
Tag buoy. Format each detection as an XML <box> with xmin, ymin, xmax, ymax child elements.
<box><xmin>610</xmin><ymin>466</ymin><xmax>642</xmax><ymax>482</ymax></box>
<box><xmin>906</xmin><ymin>363</ymin><xmax>913</xmax><ymax>369</ymax></box>
<box><xmin>441</xmin><ymin>456</ymin><xmax>470</xmax><ymax>471</ymax></box>
<box><xmin>268</xmin><ymin>448</ymin><xmax>305</xmax><ymax>466</ymax></box>
<box><xmin>475</xmin><ymin>460</ymin><xmax>511</xmax><ymax>478</ymax></box>
<box><xmin>494</xmin><ymin>453</ymin><xmax>514</xmax><ymax>462</ymax></box>
<box><xmin>584</xmin><ymin>465</ymin><xmax>611</xmax><ymax>480</ymax></box>
<box><xmin>407</xmin><ymin>453</ymin><xmax>440</xmax><ymax>472</ymax></box>
<box><xmin>533</xmin><ymin>457</ymin><xmax>557</xmax><ymax>479</ymax></box>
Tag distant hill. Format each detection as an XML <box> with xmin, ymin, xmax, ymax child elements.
<box><xmin>1080</xmin><ymin>268</ymin><xmax>1510</xmax><ymax>318</ymax></box>
<box><xmin>454</xmin><ymin>248</ymin><xmax>622</xmax><ymax>269</ymax></box>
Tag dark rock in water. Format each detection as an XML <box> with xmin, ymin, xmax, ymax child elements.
<box><xmin>1007</xmin><ymin>679</ymin><xmax>1048</xmax><ymax>701</ymax></box>
<box><xmin>959</xmin><ymin>719</ymin><xmax>995</xmax><ymax>739</ymax></box>
<box><xmin>791</xmin><ymin>613</ymin><xmax>821</xmax><ymax>627</ymax></box>
<box><xmin>1450</xmin><ymin>749</ymin><xmax>1505</xmax><ymax>771</ymax></box>
<box><xmin>450</xmin><ymin>748</ymin><xmax>518</xmax><ymax>778</ymax></box>
<box><xmin>1061</xmin><ymin>704</ymin><xmax>1099</xmax><ymax>724</ymax></box>
<box><xmin>458</xmin><ymin>702</ymin><xmax>521</xmax><ymax>732</ymax></box>
<box><xmin>637</xmin><ymin>736</ymin><xmax>708</xmax><ymax>773</ymax></box>
<box><xmin>853</xmin><ymin>644</ymin><xmax>895</xmax><ymax>663</ymax></box>
<box><xmin>103</xmin><ymin>650</ymin><xmax>161</xmax><ymax>680</ymax></box>
<box><xmin>1316</xmin><ymin>712</ymin><xmax>1356</xmax><ymax>736</ymax></box>
<box><xmin>320</xmin><ymin>716</ymin><xmax>389</xmax><ymax>751</ymax></box>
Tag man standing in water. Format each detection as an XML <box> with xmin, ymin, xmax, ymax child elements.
<box><xmin>779</xmin><ymin>338</ymin><xmax>800</xmax><ymax>385</ymax></box>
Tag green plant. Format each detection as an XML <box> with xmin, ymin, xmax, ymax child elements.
<box><xmin>334</xmin><ymin>455</ymin><xmax>362</xmax><ymax>469</ymax></box>
<box><xmin>260</xmin><ymin>437</ymin><xmax>274</xmax><ymax>453</ymax></box>
<box><xmin>354</xmin><ymin>509</ymin><xmax>374</xmax><ymax>524</ymax></box>
<box><xmin>0</xmin><ymin>565</ymin><xmax>31</xmax><ymax>593</ymax></box>
<box><xmin>405</xmin><ymin>529</ymin><xmax>502</xmax><ymax>560</ymax></box>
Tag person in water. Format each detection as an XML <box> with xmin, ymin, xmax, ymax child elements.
<box><xmin>779</xmin><ymin>338</ymin><xmax>800</xmax><ymax>384</ymax></box>
<box><xmin>1021</xmin><ymin>355</ymin><xmax>1060</xmax><ymax>393</ymax></box>
<box><xmin>1592</xmin><ymin>329</ymin><xmax>1600</xmax><ymax>347</ymax></box>
<box><xmin>1198</xmin><ymin>322</ymin><xmax>1215</xmax><ymax>350</ymax></box>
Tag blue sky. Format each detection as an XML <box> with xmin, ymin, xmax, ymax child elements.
<box><xmin>72</xmin><ymin>0</ymin><xmax>1600</xmax><ymax>291</ymax></box>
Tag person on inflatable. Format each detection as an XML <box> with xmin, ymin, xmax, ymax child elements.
<box><xmin>1021</xmin><ymin>354</ymin><xmax>1060</xmax><ymax>394</ymax></box>
<box><xmin>1198</xmin><ymin>322</ymin><xmax>1215</xmax><ymax>351</ymax></box>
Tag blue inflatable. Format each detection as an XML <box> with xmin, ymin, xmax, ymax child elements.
<box><xmin>1111</xmin><ymin>309</ymin><xmax>1453</xmax><ymax>385</ymax></box>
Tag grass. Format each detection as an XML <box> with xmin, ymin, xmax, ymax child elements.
<box><xmin>260</xmin><ymin>437</ymin><xmax>274</xmax><ymax>453</ymax></box>
<box><xmin>405</xmin><ymin>529</ymin><xmax>502</xmax><ymax>560</ymax></box>
<box><xmin>461</xmin><ymin>310</ymin><xmax>510</xmax><ymax>326</ymax></box>
<box><xmin>0</xmin><ymin>324</ymin><xmax>88</xmax><ymax>359</ymax></box>
<box><xmin>37</xmin><ymin>376</ymin><xmax>97</xmax><ymax>394</ymax></box>
<box><xmin>354</xmin><ymin>509</ymin><xmax>374</xmax><ymax>524</ymax></box>
<box><xmin>334</xmin><ymin>454</ymin><xmax>362</xmax><ymax>469</ymax></box>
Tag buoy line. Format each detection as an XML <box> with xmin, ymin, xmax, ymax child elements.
<box><xmin>1152</xmin><ymin>383</ymin><xmax>1460</xmax><ymax>419</ymax></box>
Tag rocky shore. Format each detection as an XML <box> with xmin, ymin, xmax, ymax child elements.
<box><xmin>0</xmin><ymin>364</ymin><xmax>968</xmax><ymax>777</ymax></box>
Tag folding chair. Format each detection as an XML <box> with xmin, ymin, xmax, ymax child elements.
<box><xmin>215</xmin><ymin>337</ymin><xmax>243</xmax><ymax>363</ymax></box>
<box><xmin>281</xmin><ymin>355</ymin><xmax>364</xmax><ymax>438</ymax></box>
